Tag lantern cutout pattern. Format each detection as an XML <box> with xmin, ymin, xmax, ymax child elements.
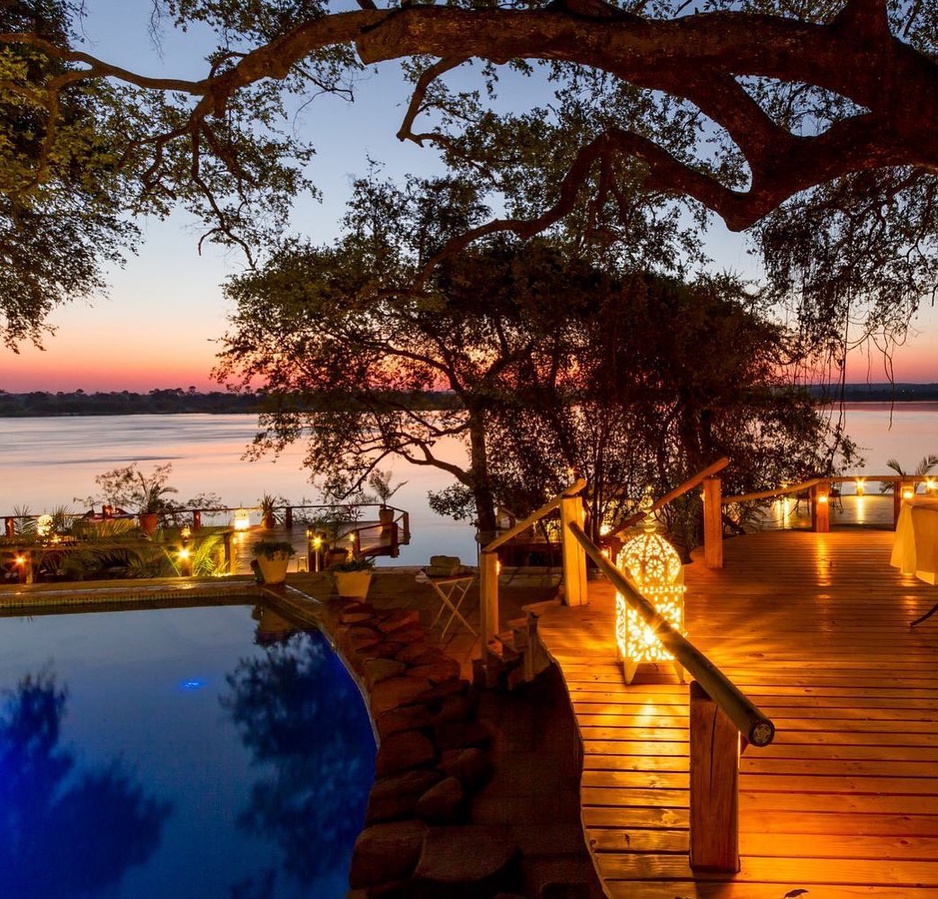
<box><xmin>615</xmin><ymin>517</ymin><xmax>686</xmax><ymax>685</ymax></box>
<box><xmin>232</xmin><ymin>508</ymin><xmax>251</xmax><ymax>531</ymax></box>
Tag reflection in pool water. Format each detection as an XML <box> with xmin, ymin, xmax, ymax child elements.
<box><xmin>0</xmin><ymin>604</ymin><xmax>376</xmax><ymax>898</ymax></box>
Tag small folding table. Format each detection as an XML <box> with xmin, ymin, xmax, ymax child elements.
<box><xmin>416</xmin><ymin>570</ymin><xmax>477</xmax><ymax>638</ymax></box>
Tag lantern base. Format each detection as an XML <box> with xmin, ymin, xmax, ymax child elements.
<box><xmin>621</xmin><ymin>658</ymin><xmax>685</xmax><ymax>685</ymax></box>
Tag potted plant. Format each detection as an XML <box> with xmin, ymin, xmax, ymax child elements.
<box><xmin>368</xmin><ymin>469</ymin><xmax>407</xmax><ymax>526</ymax></box>
<box><xmin>258</xmin><ymin>493</ymin><xmax>280</xmax><ymax>530</ymax></box>
<box><xmin>138</xmin><ymin>480</ymin><xmax>177</xmax><ymax>536</ymax></box>
<box><xmin>331</xmin><ymin>555</ymin><xmax>375</xmax><ymax>599</ymax></box>
<box><xmin>251</xmin><ymin>539</ymin><xmax>296</xmax><ymax>585</ymax></box>
<box><xmin>77</xmin><ymin>462</ymin><xmax>179</xmax><ymax>537</ymax></box>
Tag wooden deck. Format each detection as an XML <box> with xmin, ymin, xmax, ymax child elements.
<box><xmin>537</xmin><ymin>529</ymin><xmax>938</xmax><ymax>898</ymax></box>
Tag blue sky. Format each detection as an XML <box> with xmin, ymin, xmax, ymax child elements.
<box><xmin>1</xmin><ymin>1</ymin><xmax>935</xmax><ymax>392</ymax></box>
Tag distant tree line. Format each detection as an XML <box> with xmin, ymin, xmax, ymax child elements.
<box><xmin>0</xmin><ymin>388</ymin><xmax>460</xmax><ymax>417</ymax></box>
<box><xmin>810</xmin><ymin>384</ymin><xmax>938</xmax><ymax>403</ymax></box>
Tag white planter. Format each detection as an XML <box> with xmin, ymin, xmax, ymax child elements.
<box><xmin>256</xmin><ymin>553</ymin><xmax>291</xmax><ymax>585</ymax></box>
<box><xmin>334</xmin><ymin>570</ymin><xmax>372</xmax><ymax>599</ymax></box>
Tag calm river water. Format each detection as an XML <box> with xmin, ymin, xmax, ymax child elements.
<box><xmin>1</xmin><ymin>403</ymin><xmax>936</xmax><ymax>563</ymax></box>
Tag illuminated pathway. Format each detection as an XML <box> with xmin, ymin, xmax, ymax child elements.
<box><xmin>538</xmin><ymin>529</ymin><xmax>938</xmax><ymax>898</ymax></box>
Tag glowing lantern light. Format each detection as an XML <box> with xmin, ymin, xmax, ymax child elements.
<box><xmin>902</xmin><ymin>485</ymin><xmax>915</xmax><ymax>501</ymax></box>
<box><xmin>615</xmin><ymin>493</ymin><xmax>686</xmax><ymax>685</ymax></box>
<box><xmin>855</xmin><ymin>478</ymin><xmax>865</xmax><ymax>496</ymax></box>
<box><xmin>232</xmin><ymin>508</ymin><xmax>250</xmax><ymax>531</ymax></box>
<box><xmin>36</xmin><ymin>514</ymin><xmax>53</xmax><ymax>538</ymax></box>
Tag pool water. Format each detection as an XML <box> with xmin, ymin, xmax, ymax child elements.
<box><xmin>0</xmin><ymin>602</ymin><xmax>376</xmax><ymax>899</ymax></box>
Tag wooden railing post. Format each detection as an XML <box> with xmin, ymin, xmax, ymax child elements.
<box><xmin>479</xmin><ymin>550</ymin><xmax>500</xmax><ymax>645</ymax></box>
<box><xmin>895</xmin><ymin>481</ymin><xmax>913</xmax><ymax>528</ymax></box>
<box><xmin>19</xmin><ymin>551</ymin><xmax>34</xmax><ymax>585</ymax></box>
<box><xmin>284</xmin><ymin>506</ymin><xmax>293</xmax><ymax>529</ymax></box>
<box><xmin>689</xmin><ymin>681</ymin><xmax>741</xmax><ymax>873</ymax></box>
<box><xmin>702</xmin><ymin>476</ymin><xmax>723</xmax><ymax>570</ymax></box>
<box><xmin>811</xmin><ymin>482</ymin><xmax>830</xmax><ymax>533</ymax></box>
<box><xmin>559</xmin><ymin>494</ymin><xmax>587</xmax><ymax>607</ymax></box>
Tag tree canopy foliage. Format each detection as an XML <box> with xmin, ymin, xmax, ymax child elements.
<box><xmin>2</xmin><ymin>0</ymin><xmax>938</xmax><ymax>363</ymax></box>
<box><xmin>217</xmin><ymin>175</ymin><xmax>853</xmax><ymax>544</ymax></box>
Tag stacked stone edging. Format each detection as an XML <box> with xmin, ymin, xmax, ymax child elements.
<box><xmin>317</xmin><ymin>595</ymin><xmax>521</xmax><ymax>898</ymax></box>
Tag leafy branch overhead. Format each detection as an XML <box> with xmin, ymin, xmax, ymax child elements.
<box><xmin>1</xmin><ymin>0</ymin><xmax>938</xmax><ymax>349</ymax></box>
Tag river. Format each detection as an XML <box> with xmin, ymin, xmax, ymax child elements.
<box><xmin>1</xmin><ymin>404</ymin><xmax>936</xmax><ymax>564</ymax></box>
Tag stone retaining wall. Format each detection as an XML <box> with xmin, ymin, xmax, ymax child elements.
<box><xmin>310</xmin><ymin>595</ymin><xmax>524</xmax><ymax>898</ymax></box>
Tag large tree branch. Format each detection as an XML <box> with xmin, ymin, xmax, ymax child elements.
<box><xmin>5</xmin><ymin>2</ymin><xmax>938</xmax><ymax>236</ymax></box>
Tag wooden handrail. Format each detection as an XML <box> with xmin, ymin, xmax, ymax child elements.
<box><xmin>567</xmin><ymin>521</ymin><xmax>775</xmax><ymax>747</ymax></box>
<box><xmin>483</xmin><ymin>478</ymin><xmax>587</xmax><ymax>554</ymax></box>
<box><xmin>609</xmin><ymin>458</ymin><xmax>730</xmax><ymax>536</ymax></box>
<box><xmin>723</xmin><ymin>478</ymin><xmax>821</xmax><ymax>505</ymax></box>
<box><xmin>724</xmin><ymin>473</ymin><xmax>938</xmax><ymax>505</ymax></box>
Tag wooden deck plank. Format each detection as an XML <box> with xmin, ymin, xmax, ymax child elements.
<box><xmin>537</xmin><ymin>529</ymin><xmax>938</xmax><ymax>896</ymax></box>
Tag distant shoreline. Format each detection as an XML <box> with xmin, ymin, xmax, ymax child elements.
<box><xmin>0</xmin><ymin>389</ymin><xmax>455</xmax><ymax>417</ymax></box>
<box><xmin>1</xmin><ymin>384</ymin><xmax>936</xmax><ymax>416</ymax></box>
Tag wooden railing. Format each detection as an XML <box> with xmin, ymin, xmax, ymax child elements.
<box><xmin>480</xmin><ymin>469</ymin><xmax>775</xmax><ymax>872</ymax></box>
<box><xmin>567</xmin><ymin>520</ymin><xmax>775</xmax><ymax>873</ymax></box>
<box><xmin>704</xmin><ymin>472</ymin><xmax>936</xmax><ymax>570</ymax></box>
<box><xmin>479</xmin><ymin>479</ymin><xmax>587</xmax><ymax>644</ymax></box>
<box><xmin>2</xmin><ymin>503</ymin><xmax>411</xmax><ymax>549</ymax></box>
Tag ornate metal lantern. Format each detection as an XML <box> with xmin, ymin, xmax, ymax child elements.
<box><xmin>615</xmin><ymin>495</ymin><xmax>686</xmax><ymax>685</ymax></box>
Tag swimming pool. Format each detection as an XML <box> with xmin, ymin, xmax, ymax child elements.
<box><xmin>0</xmin><ymin>600</ymin><xmax>376</xmax><ymax>898</ymax></box>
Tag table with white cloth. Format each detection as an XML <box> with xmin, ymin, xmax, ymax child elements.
<box><xmin>891</xmin><ymin>496</ymin><xmax>938</xmax><ymax>626</ymax></box>
<box><xmin>891</xmin><ymin>496</ymin><xmax>938</xmax><ymax>584</ymax></box>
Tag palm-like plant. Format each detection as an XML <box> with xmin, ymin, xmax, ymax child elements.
<box><xmin>880</xmin><ymin>455</ymin><xmax>938</xmax><ymax>493</ymax></box>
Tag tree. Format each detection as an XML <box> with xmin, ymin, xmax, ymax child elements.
<box><xmin>216</xmin><ymin>174</ymin><xmax>850</xmax><ymax>546</ymax></box>
<box><xmin>216</xmin><ymin>179</ymin><xmax>604</xmax><ymax>540</ymax></box>
<box><xmin>0</xmin><ymin>0</ymin><xmax>139</xmax><ymax>348</ymax></box>
<box><xmin>482</xmin><ymin>271</ymin><xmax>858</xmax><ymax>549</ymax></box>
<box><xmin>2</xmin><ymin>1</ymin><xmax>938</xmax><ymax>362</ymax></box>
<box><xmin>880</xmin><ymin>453</ymin><xmax>938</xmax><ymax>492</ymax></box>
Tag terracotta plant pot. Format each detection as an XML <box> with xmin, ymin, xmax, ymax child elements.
<box><xmin>256</xmin><ymin>553</ymin><xmax>291</xmax><ymax>585</ymax></box>
<box><xmin>378</xmin><ymin>507</ymin><xmax>394</xmax><ymax>526</ymax></box>
<box><xmin>138</xmin><ymin>512</ymin><xmax>159</xmax><ymax>536</ymax></box>
<box><xmin>334</xmin><ymin>569</ymin><xmax>372</xmax><ymax>599</ymax></box>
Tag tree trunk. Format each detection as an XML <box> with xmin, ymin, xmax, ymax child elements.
<box><xmin>468</xmin><ymin>411</ymin><xmax>499</xmax><ymax>547</ymax></box>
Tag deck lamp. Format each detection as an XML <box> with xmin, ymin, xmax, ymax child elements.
<box><xmin>232</xmin><ymin>508</ymin><xmax>250</xmax><ymax>531</ymax></box>
<box><xmin>615</xmin><ymin>492</ymin><xmax>686</xmax><ymax>685</ymax></box>
<box><xmin>36</xmin><ymin>514</ymin><xmax>53</xmax><ymax>538</ymax></box>
<box><xmin>902</xmin><ymin>484</ymin><xmax>915</xmax><ymax>501</ymax></box>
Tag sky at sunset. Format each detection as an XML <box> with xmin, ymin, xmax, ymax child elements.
<box><xmin>1</xmin><ymin>1</ymin><xmax>936</xmax><ymax>393</ymax></box>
